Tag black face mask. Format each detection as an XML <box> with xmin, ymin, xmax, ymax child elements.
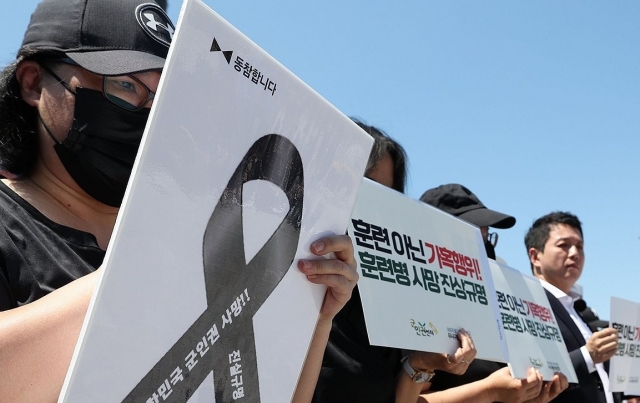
<box><xmin>44</xmin><ymin>88</ymin><xmax>149</xmax><ymax>207</ymax></box>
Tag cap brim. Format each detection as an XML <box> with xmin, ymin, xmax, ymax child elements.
<box><xmin>66</xmin><ymin>50</ymin><xmax>165</xmax><ymax>76</ymax></box>
<box><xmin>458</xmin><ymin>208</ymin><xmax>516</xmax><ymax>229</ymax></box>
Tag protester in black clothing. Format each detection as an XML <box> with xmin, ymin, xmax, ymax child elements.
<box><xmin>314</xmin><ymin>122</ymin><xmax>482</xmax><ymax>403</ymax></box>
<box><xmin>315</xmin><ymin>123</ymin><xmax>566</xmax><ymax>403</ymax></box>
<box><xmin>419</xmin><ymin>184</ymin><xmax>512</xmax><ymax>395</ymax></box>
<box><xmin>419</xmin><ymin>184</ymin><xmax>568</xmax><ymax>403</ymax></box>
<box><xmin>313</xmin><ymin>120</ymin><xmax>408</xmax><ymax>402</ymax></box>
<box><xmin>0</xmin><ymin>1</ymin><xmax>359</xmax><ymax>401</ymax></box>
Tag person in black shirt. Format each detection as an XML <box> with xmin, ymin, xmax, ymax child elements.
<box><xmin>316</xmin><ymin>122</ymin><xmax>555</xmax><ymax>403</ymax></box>
<box><xmin>418</xmin><ymin>184</ymin><xmax>569</xmax><ymax>403</ymax></box>
<box><xmin>313</xmin><ymin>121</ymin><xmax>476</xmax><ymax>403</ymax></box>
<box><xmin>0</xmin><ymin>1</ymin><xmax>359</xmax><ymax>401</ymax></box>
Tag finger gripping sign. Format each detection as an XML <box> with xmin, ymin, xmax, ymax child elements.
<box><xmin>123</xmin><ymin>134</ymin><xmax>304</xmax><ymax>402</ymax></box>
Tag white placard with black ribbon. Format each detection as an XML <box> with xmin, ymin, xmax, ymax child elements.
<box><xmin>59</xmin><ymin>0</ymin><xmax>372</xmax><ymax>402</ymax></box>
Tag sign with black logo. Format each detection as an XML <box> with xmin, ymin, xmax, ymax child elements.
<box><xmin>59</xmin><ymin>0</ymin><xmax>372</xmax><ymax>402</ymax></box>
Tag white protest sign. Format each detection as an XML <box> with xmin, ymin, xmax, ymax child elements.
<box><xmin>488</xmin><ymin>260</ymin><xmax>578</xmax><ymax>382</ymax></box>
<box><xmin>609</xmin><ymin>297</ymin><xmax>640</xmax><ymax>395</ymax></box>
<box><xmin>348</xmin><ymin>179</ymin><xmax>508</xmax><ymax>362</ymax></box>
<box><xmin>59</xmin><ymin>0</ymin><xmax>373</xmax><ymax>402</ymax></box>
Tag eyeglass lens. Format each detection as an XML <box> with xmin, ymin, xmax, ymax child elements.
<box><xmin>103</xmin><ymin>75</ymin><xmax>155</xmax><ymax>111</ymax></box>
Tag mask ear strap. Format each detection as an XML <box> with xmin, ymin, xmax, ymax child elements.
<box><xmin>37</xmin><ymin>114</ymin><xmax>62</xmax><ymax>146</ymax></box>
<box><xmin>38</xmin><ymin>62</ymin><xmax>78</xmax><ymax>146</ymax></box>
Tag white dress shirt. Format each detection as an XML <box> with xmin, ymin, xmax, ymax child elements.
<box><xmin>540</xmin><ymin>280</ymin><xmax>614</xmax><ymax>403</ymax></box>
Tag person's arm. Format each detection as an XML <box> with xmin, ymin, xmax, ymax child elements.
<box><xmin>418</xmin><ymin>367</ymin><xmax>543</xmax><ymax>403</ymax></box>
<box><xmin>0</xmin><ymin>269</ymin><xmax>100</xmax><ymax>402</ymax></box>
<box><xmin>395</xmin><ymin>328</ymin><xmax>476</xmax><ymax>403</ymax></box>
<box><xmin>291</xmin><ymin>235</ymin><xmax>358</xmax><ymax>403</ymax></box>
<box><xmin>418</xmin><ymin>369</ymin><xmax>568</xmax><ymax>403</ymax></box>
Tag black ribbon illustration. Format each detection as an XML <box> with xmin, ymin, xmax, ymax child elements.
<box><xmin>123</xmin><ymin>134</ymin><xmax>304</xmax><ymax>402</ymax></box>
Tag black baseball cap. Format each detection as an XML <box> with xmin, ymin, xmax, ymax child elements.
<box><xmin>420</xmin><ymin>184</ymin><xmax>516</xmax><ymax>229</ymax></box>
<box><xmin>20</xmin><ymin>0</ymin><xmax>174</xmax><ymax>76</ymax></box>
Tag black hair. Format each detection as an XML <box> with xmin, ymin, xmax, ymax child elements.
<box><xmin>351</xmin><ymin>118</ymin><xmax>408</xmax><ymax>193</ymax></box>
<box><xmin>524</xmin><ymin>211</ymin><xmax>583</xmax><ymax>274</ymax></box>
<box><xmin>0</xmin><ymin>48</ymin><xmax>64</xmax><ymax>177</ymax></box>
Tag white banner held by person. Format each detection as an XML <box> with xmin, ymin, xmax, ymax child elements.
<box><xmin>489</xmin><ymin>260</ymin><xmax>578</xmax><ymax>382</ymax></box>
<box><xmin>609</xmin><ymin>297</ymin><xmax>640</xmax><ymax>395</ymax></box>
<box><xmin>348</xmin><ymin>179</ymin><xmax>508</xmax><ymax>362</ymax></box>
<box><xmin>59</xmin><ymin>0</ymin><xmax>373</xmax><ymax>402</ymax></box>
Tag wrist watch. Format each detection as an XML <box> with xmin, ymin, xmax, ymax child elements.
<box><xmin>401</xmin><ymin>356</ymin><xmax>435</xmax><ymax>383</ymax></box>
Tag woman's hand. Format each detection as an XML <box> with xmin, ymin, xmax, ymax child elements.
<box><xmin>298</xmin><ymin>234</ymin><xmax>358</xmax><ymax>322</ymax></box>
<box><xmin>523</xmin><ymin>372</ymin><xmax>568</xmax><ymax>403</ymax></box>
<box><xmin>409</xmin><ymin>328</ymin><xmax>477</xmax><ymax>375</ymax></box>
<box><xmin>487</xmin><ymin>366</ymin><xmax>543</xmax><ymax>403</ymax></box>
<box><xmin>291</xmin><ymin>235</ymin><xmax>358</xmax><ymax>403</ymax></box>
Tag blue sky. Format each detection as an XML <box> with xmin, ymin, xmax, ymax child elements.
<box><xmin>3</xmin><ymin>0</ymin><xmax>638</xmax><ymax>319</ymax></box>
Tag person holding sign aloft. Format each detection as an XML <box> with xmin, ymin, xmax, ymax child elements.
<box><xmin>314</xmin><ymin>121</ymin><xmax>494</xmax><ymax>403</ymax></box>
<box><xmin>0</xmin><ymin>1</ymin><xmax>360</xmax><ymax>402</ymax></box>
<box><xmin>416</xmin><ymin>184</ymin><xmax>569</xmax><ymax>403</ymax></box>
<box><xmin>317</xmin><ymin>122</ymin><xmax>567</xmax><ymax>403</ymax></box>
<box><xmin>314</xmin><ymin>120</ymin><xmax>568</xmax><ymax>403</ymax></box>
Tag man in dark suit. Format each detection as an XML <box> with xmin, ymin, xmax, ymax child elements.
<box><xmin>526</xmin><ymin>212</ymin><xmax>620</xmax><ymax>403</ymax></box>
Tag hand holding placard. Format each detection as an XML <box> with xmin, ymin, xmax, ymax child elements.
<box><xmin>298</xmin><ymin>235</ymin><xmax>358</xmax><ymax>322</ymax></box>
<box><xmin>524</xmin><ymin>373</ymin><xmax>569</xmax><ymax>403</ymax></box>
<box><xmin>487</xmin><ymin>367</ymin><xmax>543</xmax><ymax>403</ymax></box>
<box><xmin>408</xmin><ymin>328</ymin><xmax>477</xmax><ymax>375</ymax></box>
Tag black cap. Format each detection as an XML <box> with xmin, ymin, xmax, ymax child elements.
<box><xmin>20</xmin><ymin>0</ymin><xmax>174</xmax><ymax>76</ymax></box>
<box><xmin>420</xmin><ymin>184</ymin><xmax>516</xmax><ymax>229</ymax></box>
